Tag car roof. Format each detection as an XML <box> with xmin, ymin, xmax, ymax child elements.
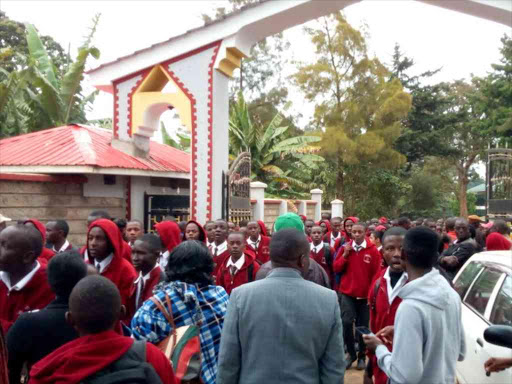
<box><xmin>468</xmin><ymin>250</ymin><xmax>512</xmax><ymax>270</ymax></box>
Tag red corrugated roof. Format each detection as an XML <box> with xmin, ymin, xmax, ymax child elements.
<box><xmin>0</xmin><ymin>125</ymin><xmax>190</xmax><ymax>173</ymax></box>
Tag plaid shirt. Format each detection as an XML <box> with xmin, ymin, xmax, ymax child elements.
<box><xmin>131</xmin><ymin>281</ymin><xmax>229</xmax><ymax>384</ymax></box>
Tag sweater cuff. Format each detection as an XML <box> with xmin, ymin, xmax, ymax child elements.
<box><xmin>375</xmin><ymin>344</ymin><xmax>390</xmax><ymax>360</ymax></box>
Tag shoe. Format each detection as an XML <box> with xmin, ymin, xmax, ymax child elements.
<box><xmin>345</xmin><ymin>355</ymin><xmax>357</xmax><ymax>369</ymax></box>
<box><xmin>356</xmin><ymin>358</ymin><xmax>366</xmax><ymax>371</ymax></box>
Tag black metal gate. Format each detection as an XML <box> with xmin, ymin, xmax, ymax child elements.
<box><xmin>144</xmin><ymin>194</ymin><xmax>190</xmax><ymax>233</ymax></box>
<box><xmin>222</xmin><ymin>152</ymin><xmax>252</xmax><ymax>225</ymax></box>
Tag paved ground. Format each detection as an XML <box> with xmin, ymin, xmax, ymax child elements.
<box><xmin>345</xmin><ymin>368</ymin><xmax>364</xmax><ymax>383</ymax></box>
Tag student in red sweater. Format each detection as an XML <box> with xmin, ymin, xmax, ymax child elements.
<box><xmin>217</xmin><ymin>232</ymin><xmax>259</xmax><ymax>295</ymax></box>
<box><xmin>86</xmin><ymin>219</ymin><xmax>137</xmax><ymax>310</ymax></box>
<box><xmin>246</xmin><ymin>221</ymin><xmax>271</xmax><ymax>264</ymax></box>
<box><xmin>333</xmin><ymin>222</ymin><xmax>382</xmax><ymax>371</ymax></box>
<box><xmin>310</xmin><ymin>225</ymin><xmax>334</xmax><ymax>285</ymax></box>
<box><xmin>365</xmin><ymin>227</ymin><xmax>408</xmax><ymax>384</ymax></box>
<box><xmin>184</xmin><ymin>220</ymin><xmax>207</xmax><ymax>243</ymax></box>
<box><xmin>24</xmin><ymin>219</ymin><xmax>56</xmax><ymax>263</ymax></box>
<box><xmin>0</xmin><ymin>225</ymin><xmax>54</xmax><ymax>333</ymax></box>
<box><xmin>324</xmin><ymin>217</ymin><xmax>343</xmax><ymax>248</ymax></box>
<box><xmin>30</xmin><ymin>275</ymin><xmax>176</xmax><ymax>384</ymax></box>
<box><xmin>155</xmin><ymin>221</ymin><xmax>181</xmax><ymax>270</ymax></box>
<box><xmin>210</xmin><ymin>220</ymin><xmax>230</xmax><ymax>276</ymax></box>
<box><xmin>127</xmin><ymin>234</ymin><xmax>166</xmax><ymax>320</ymax></box>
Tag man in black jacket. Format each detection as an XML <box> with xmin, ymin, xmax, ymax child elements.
<box><xmin>439</xmin><ymin>218</ymin><xmax>477</xmax><ymax>280</ymax></box>
<box><xmin>6</xmin><ymin>250</ymin><xmax>87</xmax><ymax>383</ymax></box>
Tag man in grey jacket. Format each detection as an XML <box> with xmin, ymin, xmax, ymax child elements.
<box><xmin>217</xmin><ymin>228</ymin><xmax>345</xmax><ymax>384</ymax></box>
<box><xmin>364</xmin><ymin>226</ymin><xmax>466</xmax><ymax>384</ymax></box>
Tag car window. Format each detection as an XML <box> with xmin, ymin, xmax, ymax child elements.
<box><xmin>454</xmin><ymin>261</ymin><xmax>484</xmax><ymax>300</ymax></box>
<box><xmin>490</xmin><ymin>275</ymin><xmax>512</xmax><ymax>326</ymax></box>
<box><xmin>464</xmin><ymin>267</ymin><xmax>503</xmax><ymax>317</ymax></box>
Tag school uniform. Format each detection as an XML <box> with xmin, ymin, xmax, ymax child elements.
<box><xmin>367</xmin><ymin>268</ymin><xmax>408</xmax><ymax>384</ymax></box>
<box><xmin>127</xmin><ymin>265</ymin><xmax>166</xmax><ymax>320</ymax></box>
<box><xmin>24</xmin><ymin>219</ymin><xmax>56</xmax><ymax>263</ymax></box>
<box><xmin>0</xmin><ymin>261</ymin><xmax>55</xmax><ymax>333</ymax></box>
<box><xmin>29</xmin><ymin>330</ymin><xmax>177</xmax><ymax>384</ymax></box>
<box><xmin>246</xmin><ymin>235</ymin><xmax>271</xmax><ymax>264</ymax></box>
<box><xmin>324</xmin><ymin>231</ymin><xmax>342</xmax><ymax>248</ymax></box>
<box><xmin>216</xmin><ymin>252</ymin><xmax>260</xmax><ymax>295</ymax></box>
<box><xmin>333</xmin><ymin>239</ymin><xmax>382</xmax><ymax>361</ymax></box>
<box><xmin>52</xmin><ymin>240</ymin><xmax>74</xmax><ymax>253</ymax></box>
<box><xmin>209</xmin><ymin>241</ymin><xmax>230</xmax><ymax>277</ymax></box>
<box><xmin>310</xmin><ymin>242</ymin><xmax>334</xmax><ymax>285</ymax></box>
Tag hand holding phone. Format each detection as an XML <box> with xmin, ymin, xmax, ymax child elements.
<box><xmin>356</xmin><ymin>326</ymin><xmax>374</xmax><ymax>337</ymax></box>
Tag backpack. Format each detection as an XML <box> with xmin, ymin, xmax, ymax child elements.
<box><xmin>81</xmin><ymin>341</ymin><xmax>163</xmax><ymax>384</ymax></box>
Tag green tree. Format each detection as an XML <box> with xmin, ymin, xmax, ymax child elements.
<box><xmin>229</xmin><ymin>93</ymin><xmax>323</xmax><ymax>198</ymax></box>
<box><xmin>292</xmin><ymin>13</ymin><xmax>411</xmax><ymax>200</ymax></box>
<box><xmin>160</xmin><ymin>121</ymin><xmax>191</xmax><ymax>152</ymax></box>
<box><xmin>0</xmin><ymin>15</ymin><xmax>101</xmax><ymax>138</ymax></box>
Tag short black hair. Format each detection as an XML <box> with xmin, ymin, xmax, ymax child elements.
<box><xmin>331</xmin><ymin>217</ymin><xmax>342</xmax><ymax>223</ymax></box>
<box><xmin>227</xmin><ymin>231</ymin><xmax>245</xmax><ymax>240</ymax></box>
<box><xmin>113</xmin><ymin>218</ymin><xmax>127</xmax><ymax>230</ymax></box>
<box><xmin>494</xmin><ymin>219</ymin><xmax>509</xmax><ymax>235</ymax></box>
<box><xmin>397</xmin><ymin>217</ymin><xmax>411</xmax><ymax>227</ymax></box>
<box><xmin>352</xmin><ymin>222</ymin><xmax>367</xmax><ymax>230</ymax></box>
<box><xmin>127</xmin><ymin>219</ymin><xmax>143</xmax><ymax>227</ymax></box>
<box><xmin>382</xmin><ymin>227</ymin><xmax>407</xmax><ymax>242</ymax></box>
<box><xmin>165</xmin><ymin>241</ymin><xmax>214</xmax><ymax>285</ymax></box>
<box><xmin>20</xmin><ymin>225</ymin><xmax>43</xmax><ymax>258</ymax></box>
<box><xmin>238</xmin><ymin>220</ymin><xmax>249</xmax><ymax>227</ymax></box>
<box><xmin>47</xmin><ymin>250</ymin><xmax>87</xmax><ymax>298</ymax></box>
<box><xmin>53</xmin><ymin>220</ymin><xmax>70</xmax><ymax>237</ymax></box>
<box><xmin>270</xmin><ymin>228</ymin><xmax>309</xmax><ymax>264</ymax></box>
<box><xmin>138</xmin><ymin>233</ymin><xmax>163</xmax><ymax>252</ymax></box>
<box><xmin>69</xmin><ymin>275</ymin><xmax>121</xmax><ymax>333</ymax></box>
<box><xmin>89</xmin><ymin>210</ymin><xmax>111</xmax><ymax>220</ymax></box>
<box><xmin>445</xmin><ymin>217</ymin><xmax>456</xmax><ymax>231</ymax></box>
<box><xmin>371</xmin><ymin>230</ymin><xmax>384</xmax><ymax>242</ymax></box>
<box><xmin>403</xmin><ymin>227</ymin><xmax>439</xmax><ymax>269</ymax></box>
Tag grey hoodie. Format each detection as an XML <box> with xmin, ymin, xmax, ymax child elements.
<box><xmin>375</xmin><ymin>268</ymin><xmax>466</xmax><ymax>384</ymax></box>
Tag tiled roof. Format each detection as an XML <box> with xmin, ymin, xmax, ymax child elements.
<box><xmin>0</xmin><ymin>125</ymin><xmax>190</xmax><ymax>174</ymax></box>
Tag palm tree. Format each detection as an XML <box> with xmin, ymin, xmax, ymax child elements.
<box><xmin>229</xmin><ymin>93</ymin><xmax>324</xmax><ymax>198</ymax></box>
<box><xmin>0</xmin><ymin>15</ymin><xmax>101</xmax><ymax>138</ymax></box>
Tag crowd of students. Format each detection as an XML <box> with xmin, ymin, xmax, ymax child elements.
<box><xmin>0</xmin><ymin>209</ymin><xmax>510</xmax><ymax>383</ymax></box>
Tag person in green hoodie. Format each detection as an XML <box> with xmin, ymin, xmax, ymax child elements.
<box><xmin>363</xmin><ymin>226</ymin><xmax>466</xmax><ymax>384</ymax></box>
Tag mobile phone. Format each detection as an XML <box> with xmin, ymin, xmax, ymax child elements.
<box><xmin>355</xmin><ymin>326</ymin><xmax>374</xmax><ymax>336</ymax></box>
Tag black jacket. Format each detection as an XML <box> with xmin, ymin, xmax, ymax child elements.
<box><xmin>6</xmin><ymin>297</ymin><xmax>78</xmax><ymax>383</ymax></box>
<box><xmin>439</xmin><ymin>238</ymin><xmax>477</xmax><ymax>279</ymax></box>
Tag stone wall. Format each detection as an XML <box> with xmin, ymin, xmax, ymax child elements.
<box><xmin>306</xmin><ymin>203</ymin><xmax>316</xmax><ymax>220</ymax></box>
<box><xmin>0</xmin><ymin>180</ymin><xmax>125</xmax><ymax>246</ymax></box>
<box><xmin>263</xmin><ymin>202</ymin><xmax>280</xmax><ymax>230</ymax></box>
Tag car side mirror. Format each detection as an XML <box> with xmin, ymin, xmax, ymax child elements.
<box><xmin>484</xmin><ymin>325</ymin><xmax>512</xmax><ymax>349</ymax></box>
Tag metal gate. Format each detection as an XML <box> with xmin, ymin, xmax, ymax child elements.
<box><xmin>222</xmin><ymin>152</ymin><xmax>252</xmax><ymax>225</ymax></box>
<box><xmin>144</xmin><ymin>194</ymin><xmax>190</xmax><ymax>233</ymax></box>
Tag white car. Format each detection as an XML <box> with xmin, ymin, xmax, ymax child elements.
<box><xmin>454</xmin><ymin>250</ymin><xmax>512</xmax><ymax>384</ymax></box>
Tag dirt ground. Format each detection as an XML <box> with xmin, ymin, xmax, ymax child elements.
<box><xmin>345</xmin><ymin>368</ymin><xmax>364</xmax><ymax>383</ymax></box>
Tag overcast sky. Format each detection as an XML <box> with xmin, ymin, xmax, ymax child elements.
<box><xmin>1</xmin><ymin>0</ymin><xmax>510</xmax><ymax>134</ymax></box>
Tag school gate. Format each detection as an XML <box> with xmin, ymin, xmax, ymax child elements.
<box><xmin>87</xmin><ymin>0</ymin><xmax>512</xmax><ymax>224</ymax></box>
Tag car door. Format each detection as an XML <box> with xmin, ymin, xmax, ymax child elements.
<box><xmin>457</xmin><ymin>266</ymin><xmax>505</xmax><ymax>384</ymax></box>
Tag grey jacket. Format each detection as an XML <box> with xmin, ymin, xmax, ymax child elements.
<box><xmin>217</xmin><ymin>268</ymin><xmax>345</xmax><ymax>384</ymax></box>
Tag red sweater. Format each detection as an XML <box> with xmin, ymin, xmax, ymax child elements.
<box><xmin>86</xmin><ymin>220</ymin><xmax>137</xmax><ymax>309</ymax></box>
<box><xmin>310</xmin><ymin>244</ymin><xmax>334</xmax><ymax>286</ymax></box>
<box><xmin>210</xmin><ymin>245</ymin><xmax>230</xmax><ymax>278</ymax></box>
<box><xmin>30</xmin><ymin>330</ymin><xmax>176</xmax><ymax>384</ymax></box>
<box><xmin>333</xmin><ymin>240</ymin><xmax>382</xmax><ymax>298</ymax></box>
<box><xmin>246</xmin><ymin>236</ymin><xmax>270</xmax><ymax>264</ymax></box>
<box><xmin>367</xmin><ymin>268</ymin><xmax>404</xmax><ymax>384</ymax></box>
<box><xmin>216</xmin><ymin>253</ymin><xmax>260</xmax><ymax>295</ymax></box>
<box><xmin>0</xmin><ymin>264</ymin><xmax>55</xmax><ymax>333</ymax></box>
<box><xmin>127</xmin><ymin>266</ymin><xmax>164</xmax><ymax>320</ymax></box>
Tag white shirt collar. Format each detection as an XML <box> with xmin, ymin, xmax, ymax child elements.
<box><xmin>0</xmin><ymin>261</ymin><xmax>40</xmax><ymax>292</ymax></box>
<box><xmin>95</xmin><ymin>253</ymin><xmax>113</xmax><ymax>274</ymax></box>
<box><xmin>212</xmin><ymin>241</ymin><xmax>227</xmax><ymax>255</ymax></box>
<box><xmin>383</xmin><ymin>267</ymin><xmax>408</xmax><ymax>305</ymax></box>
<box><xmin>53</xmin><ymin>240</ymin><xmax>69</xmax><ymax>253</ymax></box>
<box><xmin>330</xmin><ymin>232</ymin><xmax>341</xmax><ymax>247</ymax></box>
<box><xmin>135</xmin><ymin>264</ymin><xmax>159</xmax><ymax>284</ymax></box>
<box><xmin>353</xmin><ymin>239</ymin><xmax>367</xmax><ymax>250</ymax></box>
<box><xmin>247</xmin><ymin>235</ymin><xmax>261</xmax><ymax>247</ymax></box>
<box><xmin>159</xmin><ymin>250</ymin><xmax>170</xmax><ymax>269</ymax></box>
<box><xmin>226</xmin><ymin>254</ymin><xmax>245</xmax><ymax>270</ymax></box>
<box><xmin>310</xmin><ymin>242</ymin><xmax>324</xmax><ymax>253</ymax></box>
<box><xmin>378</xmin><ymin>245</ymin><xmax>382</xmax><ymax>251</ymax></box>
<box><xmin>207</xmin><ymin>240</ymin><xmax>214</xmax><ymax>248</ymax></box>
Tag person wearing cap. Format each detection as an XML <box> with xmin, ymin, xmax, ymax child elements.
<box><xmin>0</xmin><ymin>214</ymin><xmax>11</xmax><ymax>234</ymax></box>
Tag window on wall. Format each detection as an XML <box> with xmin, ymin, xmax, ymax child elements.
<box><xmin>103</xmin><ymin>175</ymin><xmax>116</xmax><ymax>185</ymax></box>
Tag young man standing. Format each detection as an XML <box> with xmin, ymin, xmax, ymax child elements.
<box><xmin>30</xmin><ymin>276</ymin><xmax>176</xmax><ymax>384</ymax></box>
<box><xmin>365</xmin><ymin>227</ymin><xmax>407</xmax><ymax>384</ymax></box>
<box><xmin>325</xmin><ymin>217</ymin><xmax>343</xmax><ymax>248</ymax></box>
<box><xmin>46</xmin><ymin>220</ymin><xmax>75</xmax><ymax>253</ymax></box>
<box><xmin>128</xmin><ymin>234</ymin><xmax>166</xmax><ymax>319</ymax></box>
<box><xmin>210</xmin><ymin>220</ymin><xmax>230</xmax><ymax>276</ymax></box>
<box><xmin>245</xmin><ymin>221</ymin><xmax>270</xmax><ymax>264</ymax></box>
<box><xmin>0</xmin><ymin>226</ymin><xmax>54</xmax><ymax>333</ymax></box>
<box><xmin>217</xmin><ymin>232</ymin><xmax>259</xmax><ymax>295</ymax></box>
<box><xmin>439</xmin><ymin>218</ymin><xmax>477</xmax><ymax>280</ymax></box>
<box><xmin>125</xmin><ymin>220</ymin><xmax>143</xmax><ymax>247</ymax></box>
<box><xmin>304</xmin><ymin>219</ymin><xmax>315</xmax><ymax>238</ymax></box>
<box><xmin>204</xmin><ymin>221</ymin><xmax>216</xmax><ymax>248</ymax></box>
<box><xmin>310</xmin><ymin>225</ymin><xmax>334</xmax><ymax>285</ymax></box>
<box><xmin>333</xmin><ymin>222</ymin><xmax>382</xmax><ymax>370</ymax></box>
<box><xmin>364</xmin><ymin>227</ymin><xmax>465</xmax><ymax>384</ymax></box>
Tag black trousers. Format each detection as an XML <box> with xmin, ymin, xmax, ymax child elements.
<box><xmin>340</xmin><ymin>293</ymin><xmax>370</xmax><ymax>360</ymax></box>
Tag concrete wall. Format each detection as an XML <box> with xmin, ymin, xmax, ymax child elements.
<box><xmin>306</xmin><ymin>203</ymin><xmax>316</xmax><ymax>220</ymax></box>
<box><xmin>0</xmin><ymin>179</ymin><xmax>125</xmax><ymax>246</ymax></box>
<box><xmin>263</xmin><ymin>202</ymin><xmax>280</xmax><ymax>230</ymax></box>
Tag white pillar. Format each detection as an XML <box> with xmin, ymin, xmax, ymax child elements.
<box><xmin>331</xmin><ymin>199</ymin><xmax>344</xmax><ymax>218</ymax></box>
<box><xmin>250</xmin><ymin>181</ymin><xmax>267</xmax><ymax>221</ymax></box>
<box><xmin>298</xmin><ymin>200</ymin><xmax>307</xmax><ymax>216</ymax></box>
<box><xmin>310</xmin><ymin>189</ymin><xmax>323</xmax><ymax>222</ymax></box>
<box><xmin>279</xmin><ymin>200</ymin><xmax>288</xmax><ymax>216</ymax></box>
